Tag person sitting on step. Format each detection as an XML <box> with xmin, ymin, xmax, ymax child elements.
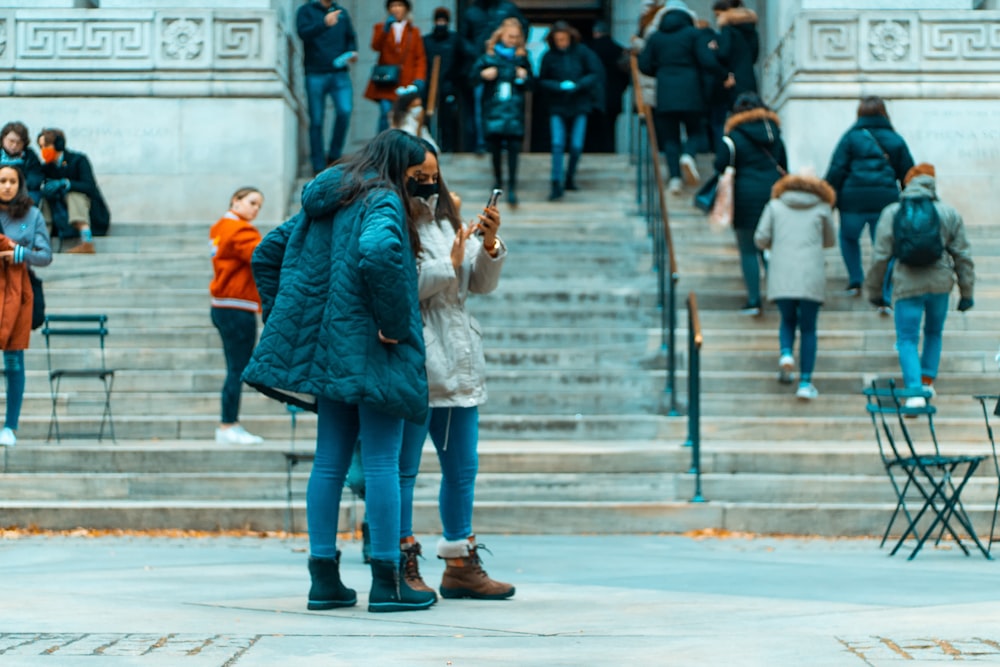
<box><xmin>36</xmin><ymin>128</ymin><xmax>110</xmax><ymax>254</ymax></box>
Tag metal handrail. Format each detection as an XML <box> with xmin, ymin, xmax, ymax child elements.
<box><xmin>629</xmin><ymin>54</ymin><xmax>681</xmax><ymax>417</ymax></box>
<box><xmin>686</xmin><ymin>292</ymin><xmax>705</xmax><ymax>503</ymax></box>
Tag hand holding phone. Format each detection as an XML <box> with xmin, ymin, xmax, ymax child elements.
<box><xmin>486</xmin><ymin>188</ymin><xmax>502</xmax><ymax>209</ymax></box>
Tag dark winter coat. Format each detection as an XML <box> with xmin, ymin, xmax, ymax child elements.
<box><xmin>716</xmin><ymin>7</ymin><xmax>759</xmax><ymax>95</ymax></box>
<box><xmin>538</xmin><ymin>43</ymin><xmax>604</xmax><ymax>117</ymax></box>
<box><xmin>461</xmin><ymin>0</ymin><xmax>529</xmax><ymax>55</ymax></box>
<box><xmin>296</xmin><ymin>1</ymin><xmax>358</xmax><ymax>75</ymax></box>
<box><xmin>473</xmin><ymin>50</ymin><xmax>532</xmax><ymax>138</ymax></box>
<box><xmin>824</xmin><ymin>115</ymin><xmax>914</xmax><ymax>214</ymax></box>
<box><xmin>637</xmin><ymin>9</ymin><xmax>725</xmax><ymax>114</ymax></box>
<box><xmin>243</xmin><ymin>166</ymin><xmax>428</xmax><ymax>423</ymax></box>
<box><xmin>586</xmin><ymin>34</ymin><xmax>630</xmax><ymax>117</ymax></box>
<box><xmin>39</xmin><ymin>149</ymin><xmax>110</xmax><ymax>236</ymax></box>
<box><xmin>423</xmin><ymin>26</ymin><xmax>469</xmax><ymax>97</ymax></box>
<box><xmin>715</xmin><ymin>108</ymin><xmax>788</xmax><ymax>231</ymax></box>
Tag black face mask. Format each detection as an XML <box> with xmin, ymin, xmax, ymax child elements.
<box><xmin>433</xmin><ymin>24</ymin><xmax>448</xmax><ymax>38</ymax></box>
<box><xmin>406</xmin><ymin>178</ymin><xmax>439</xmax><ymax>200</ymax></box>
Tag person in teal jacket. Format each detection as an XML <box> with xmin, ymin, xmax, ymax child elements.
<box><xmin>244</xmin><ymin>130</ymin><xmax>437</xmax><ymax>614</ymax></box>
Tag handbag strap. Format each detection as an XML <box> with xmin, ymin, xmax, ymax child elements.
<box><xmin>862</xmin><ymin>129</ymin><xmax>890</xmax><ymax>162</ymax></box>
<box><xmin>760</xmin><ymin>145</ymin><xmax>787</xmax><ymax>177</ymax></box>
<box><xmin>722</xmin><ymin>135</ymin><xmax>735</xmax><ymax>168</ymax></box>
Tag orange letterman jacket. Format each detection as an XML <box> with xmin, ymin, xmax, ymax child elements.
<box><xmin>209</xmin><ymin>211</ymin><xmax>262</xmax><ymax>312</ymax></box>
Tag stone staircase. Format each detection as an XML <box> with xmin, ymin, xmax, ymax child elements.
<box><xmin>2</xmin><ymin>152</ymin><xmax>998</xmax><ymax>539</ymax></box>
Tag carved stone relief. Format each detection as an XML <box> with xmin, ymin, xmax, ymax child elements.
<box><xmin>161</xmin><ymin>17</ymin><xmax>204</xmax><ymax>60</ymax></box>
<box><xmin>215</xmin><ymin>20</ymin><xmax>260</xmax><ymax>60</ymax></box>
<box><xmin>17</xmin><ymin>19</ymin><xmax>151</xmax><ymax>61</ymax></box>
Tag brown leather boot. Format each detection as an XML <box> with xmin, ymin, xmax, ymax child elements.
<box><xmin>400</xmin><ymin>539</ymin><xmax>436</xmax><ymax>597</ymax></box>
<box><xmin>437</xmin><ymin>537</ymin><xmax>515</xmax><ymax>600</ymax></box>
<box><xmin>66</xmin><ymin>241</ymin><xmax>95</xmax><ymax>254</ymax></box>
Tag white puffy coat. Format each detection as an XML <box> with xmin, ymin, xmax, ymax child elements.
<box><xmin>415</xmin><ymin>197</ymin><xmax>506</xmax><ymax>407</ymax></box>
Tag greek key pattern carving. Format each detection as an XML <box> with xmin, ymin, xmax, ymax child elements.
<box><xmin>215</xmin><ymin>20</ymin><xmax>261</xmax><ymax>60</ymax></box>
<box><xmin>923</xmin><ymin>22</ymin><xmax>1000</xmax><ymax>61</ymax></box>
<box><xmin>18</xmin><ymin>20</ymin><xmax>150</xmax><ymax>60</ymax></box>
<box><xmin>793</xmin><ymin>12</ymin><xmax>1000</xmax><ymax>73</ymax></box>
<box><xmin>0</xmin><ymin>20</ymin><xmax>7</xmax><ymax>58</ymax></box>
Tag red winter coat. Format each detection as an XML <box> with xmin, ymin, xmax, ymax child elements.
<box><xmin>0</xmin><ymin>236</ymin><xmax>32</xmax><ymax>351</ymax></box>
<box><xmin>364</xmin><ymin>21</ymin><xmax>427</xmax><ymax>103</ymax></box>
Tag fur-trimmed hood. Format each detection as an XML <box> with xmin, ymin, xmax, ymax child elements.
<box><xmin>724</xmin><ymin>107</ymin><xmax>780</xmax><ymax>135</ymax></box>
<box><xmin>716</xmin><ymin>7</ymin><xmax>757</xmax><ymax>27</ymax></box>
<box><xmin>771</xmin><ymin>174</ymin><xmax>836</xmax><ymax>207</ymax></box>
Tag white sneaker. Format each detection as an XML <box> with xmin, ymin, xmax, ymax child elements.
<box><xmin>795</xmin><ymin>383</ymin><xmax>818</xmax><ymax>400</ymax></box>
<box><xmin>679</xmin><ymin>154</ymin><xmax>700</xmax><ymax>186</ymax></box>
<box><xmin>922</xmin><ymin>383</ymin><xmax>936</xmax><ymax>399</ymax></box>
<box><xmin>215</xmin><ymin>425</ymin><xmax>263</xmax><ymax>445</ymax></box>
<box><xmin>668</xmin><ymin>177</ymin><xmax>683</xmax><ymax>196</ymax></box>
<box><xmin>232</xmin><ymin>425</ymin><xmax>264</xmax><ymax>444</ymax></box>
<box><xmin>778</xmin><ymin>354</ymin><xmax>795</xmax><ymax>384</ymax></box>
<box><xmin>904</xmin><ymin>396</ymin><xmax>927</xmax><ymax>410</ymax></box>
<box><xmin>0</xmin><ymin>427</ymin><xmax>15</xmax><ymax>447</ymax></box>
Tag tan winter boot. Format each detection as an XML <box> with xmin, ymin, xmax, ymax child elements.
<box><xmin>400</xmin><ymin>538</ymin><xmax>436</xmax><ymax>597</ymax></box>
<box><xmin>437</xmin><ymin>536</ymin><xmax>515</xmax><ymax>600</ymax></box>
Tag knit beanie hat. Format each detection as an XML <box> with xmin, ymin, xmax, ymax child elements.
<box><xmin>904</xmin><ymin>162</ymin><xmax>935</xmax><ymax>185</ymax></box>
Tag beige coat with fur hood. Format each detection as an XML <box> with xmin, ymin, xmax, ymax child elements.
<box><xmin>754</xmin><ymin>175</ymin><xmax>837</xmax><ymax>304</ymax></box>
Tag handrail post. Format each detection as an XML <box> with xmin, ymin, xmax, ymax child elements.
<box><xmin>667</xmin><ymin>273</ymin><xmax>679</xmax><ymax>416</ymax></box>
<box><xmin>686</xmin><ymin>293</ymin><xmax>704</xmax><ymax>503</ymax></box>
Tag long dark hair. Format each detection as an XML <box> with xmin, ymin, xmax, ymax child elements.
<box><xmin>337</xmin><ymin>129</ymin><xmax>431</xmax><ymax>256</ymax></box>
<box><xmin>0</xmin><ymin>165</ymin><xmax>34</xmax><ymax>219</ymax></box>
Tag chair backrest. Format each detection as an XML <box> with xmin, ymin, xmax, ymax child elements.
<box><xmin>41</xmin><ymin>314</ymin><xmax>110</xmax><ymax>370</ymax></box>
<box><xmin>864</xmin><ymin>377</ymin><xmax>939</xmax><ymax>461</ymax></box>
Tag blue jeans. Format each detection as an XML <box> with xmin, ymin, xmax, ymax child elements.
<box><xmin>3</xmin><ymin>350</ymin><xmax>24</xmax><ymax>430</ymax></box>
<box><xmin>305</xmin><ymin>71</ymin><xmax>353</xmax><ymax>174</ymax></box>
<box><xmin>839</xmin><ymin>210</ymin><xmax>878</xmax><ymax>286</ymax></box>
<box><xmin>734</xmin><ymin>227</ymin><xmax>763</xmax><ymax>306</ymax></box>
<box><xmin>549</xmin><ymin>114</ymin><xmax>587</xmax><ymax>182</ymax></box>
<box><xmin>894</xmin><ymin>292</ymin><xmax>950</xmax><ymax>389</ymax></box>
<box><xmin>308</xmin><ymin>398</ymin><xmax>404</xmax><ymax>561</ymax></box>
<box><xmin>376</xmin><ymin>99</ymin><xmax>393</xmax><ymax>134</ymax></box>
<box><xmin>473</xmin><ymin>83</ymin><xmax>486</xmax><ymax>150</ymax></box>
<box><xmin>399</xmin><ymin>406</ymin><xmax>479</xmax><ymax>541</ymax></box>
<box><xmin>775</xmin><ymin>299</ymin><xmax>821</xmax><ymax>379</ymax></box>
<box><xmin>210</xmin><ymin>307</ymin><xmax>257</xmax><ymax>424</ymax></box>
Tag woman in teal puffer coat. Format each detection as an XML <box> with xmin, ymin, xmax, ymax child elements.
<box><xmin>244</xmin><ymin>130</ymin><xmax>438</xmax><ymax>615</ymax></box>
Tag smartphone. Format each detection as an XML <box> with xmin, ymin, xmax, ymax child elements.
<box><xmin>486</xmin><ymin>188</ymin><xmax>502</xmax><ymax>209</ymax></box>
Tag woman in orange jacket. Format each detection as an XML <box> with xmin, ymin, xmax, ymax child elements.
<box><xmin>365</xmin><ymin>0</ymin><xmax>427</xmax><ymax>133</ymax></box>
<box><xmin>209</xmin><ymin>187</ymin><xmax>264</xmax><ymax>445</ymax></box>
<box><xmin>0</xmin><ymin>164</ymin><xmax>52</xmax><ymax>447</ymax></box>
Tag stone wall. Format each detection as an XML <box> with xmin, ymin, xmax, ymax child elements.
<box><xmin>760</xmin><ymin>9</ymin><xmax>1000</xmax><ymax>223</ymax></box>
<box><xmin>0</xmin><ymin>4</ymin><xmax>302</xmax><ymax>224</ymax></box>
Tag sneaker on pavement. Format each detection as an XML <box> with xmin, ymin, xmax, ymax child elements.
<box><xmin>904</xmin><ymin>396</ymin><xmax>927</xmax><ymax>410</ymax></box>
<box><xmin>679</xmin><ymin>154</ymin><xmax>700</xmax><ymax>186</ymax></box>
<box><xmin>795</xmin><ymin>383</ymin><xmax>818</xmax><ymax>400</ymax></box>
<box><xmin>778</xmin><ymin>354</ymin><xmax>795</xmax><ymax>384</ymax></box>
<box><xmin>844</xmin><ymin>282</ymin><xmax>861</xmax><ymax>297</ymax></box>
<box><xmin>922</xmin><ymin>383</ymin><xmax>936</xmax><ymax>398</ymax></box>
<box><xmin>877</xmin><ymin>305</ymin><xmax>892</xmax><ymax>316</ymax></box>
<box><xmin>739</xmin><ymin>302</ymin><xmax>762</xmax><ymax>317</ymax></box>
<box><xmin>667</xmin><ymin>177</ymin><xmax>683</xmax><ymax>196</ymax></box>
<box><xmin>215</xmin><ymin>426</ymin><xmax>263</xmax><ymax>445</ymax></box>
<box><xmin>0</xmin><ymin>427</ymin><xmax>15</xmax><ymax>447</ymax></box>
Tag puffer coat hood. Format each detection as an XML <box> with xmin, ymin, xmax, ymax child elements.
<box><xmin>754</xmin><ymin>173</ymin><xmax>837</xmax><ymax>303</ymax></box>
<box><xmin>243</xmin><ymin>166</ymin><xmax>428</xmax><ymax>423</ymax></box>
<box><xmin>715</xmin><ymin>108</ymin><xmax>788</xmax><ymax>230</ymax></box>
<box><xmin>864</xmin><ymin>174</ymin><xmax>975</xmax><ymax>303</ymax></box>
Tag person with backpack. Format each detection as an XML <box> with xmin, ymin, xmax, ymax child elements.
<box><xmin>864</xmin><ymin>163</ymin><xmax>975</xmax><ymax>408</ymax></box>
<box><xmin>824</xmin><ymin>96</ymin><xmax>914</xmax><ymax>297</ymax></box>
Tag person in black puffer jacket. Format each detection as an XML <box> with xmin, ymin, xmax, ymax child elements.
<box><xmin>423</xmin><ymin>7</ymin><xmax>468</xmax><ymax>153</ymax></box>
<box><xmin>538</xmin><ymin>21</ymin><xmax>604</xmax><ymax>201</ymax></box>
<box><xmin>638</xmin><ymin>2</ymin><xmax>725</xmax><ymax>195</ymax></box>
<box><xmin>824</xmin><ymin>95</ymin><xmax>914</xmax><ymax>295</ymax></box>
<box><xmin>471</xmin><ymin>17</ymin><xmax>532</xmax><ymax>206</ymax></box>
<box><xmin>714</xmin><ymin>92</ymin><xmax>788</xmax><ymax>315</ymax></box>
<box><xmin>713</xmin><ymin>0</ymin><xmax>759</xmax><ymax>100</ymax></box>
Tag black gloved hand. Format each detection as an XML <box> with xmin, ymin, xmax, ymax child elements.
<box><xmin>958</xmin><ymin>297</ymin><xmax>974</xmax><ymax>312</ymax></box>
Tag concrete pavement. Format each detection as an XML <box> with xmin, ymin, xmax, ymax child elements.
<box><xmin>2</xmin><ymin>533</ymin><xmax>1000</xmax><ymax>666</ymax></box>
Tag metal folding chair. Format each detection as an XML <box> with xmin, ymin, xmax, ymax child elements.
<box><xmin>864</xmin><ymin>378</ymin><xmax>990</xmax><ymax>560</ymax></box>
<box><xmin>42</xmin><ymin>314</ymin><xmax>116</xmax><ymax>443</ymax></box>
<box><xmin>972</xmin><ymin>395</ymin><xmax>1000</xmax><ymax>555</ymax></box>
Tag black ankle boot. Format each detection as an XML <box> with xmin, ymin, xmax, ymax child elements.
<box><xmin>548</xmin><ymin>180</ymin><xmax>563</xmax><ymax>201</ymax></box>
<box><xmin>368</xmin><ymin>557</ymin><xmax>437</xmax><ymax>613</ymax></box>
<box><xmin>307</xmin><ymin>552</ymin><xmax>357</xmax><ymax>610</ymax></box>
<box><xmin>565</xmin><ymin>151</ymin><xmax>581</xmax><ymax>190</ymax></box>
